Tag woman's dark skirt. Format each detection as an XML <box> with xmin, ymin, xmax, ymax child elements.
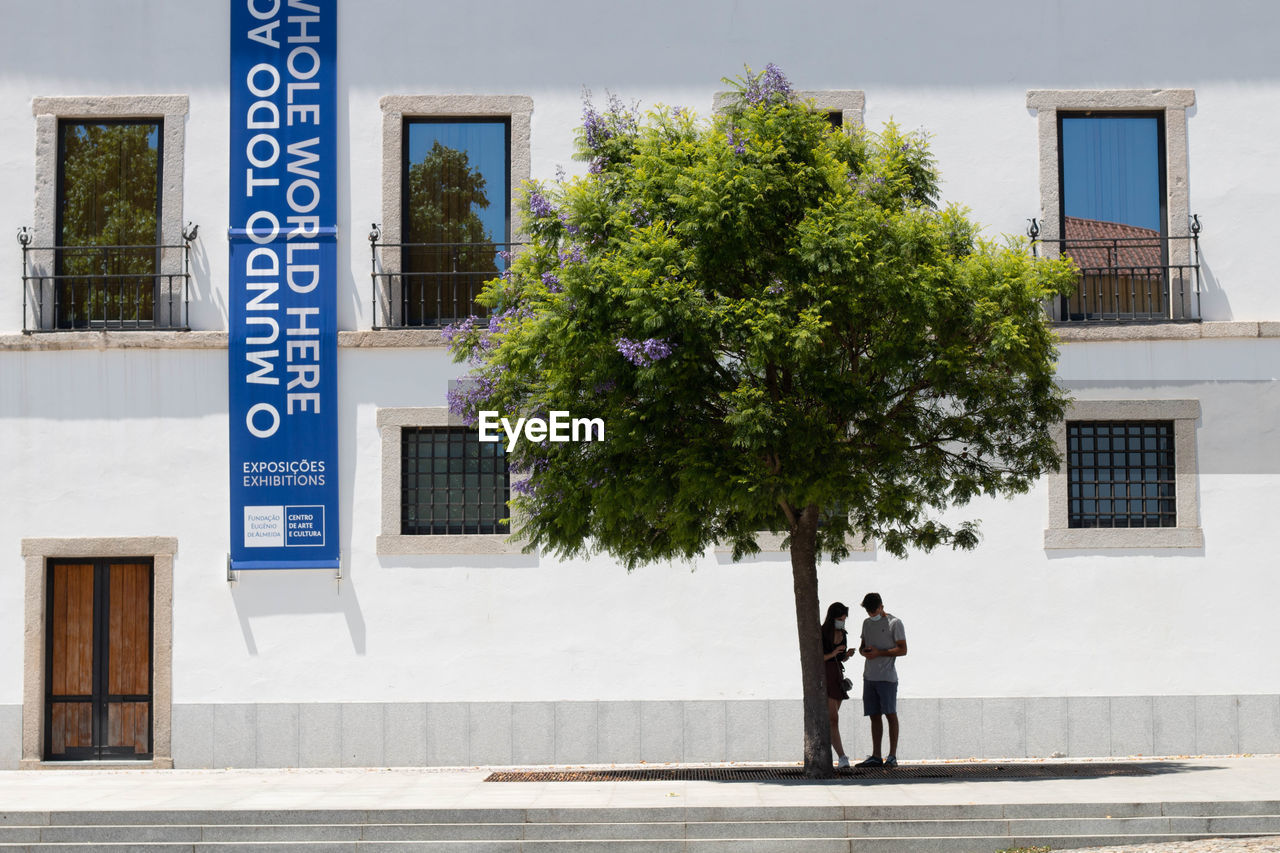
<box><xmin>825</xmin><ymin>658</ymin><xmax>849</xmax><ymax>701</ymax></box>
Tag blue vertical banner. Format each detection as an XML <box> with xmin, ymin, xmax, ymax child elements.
<box><xmin>229</xmin><ymin>0</ymin><xmax>339</xmax><ymax>570</ymax></box>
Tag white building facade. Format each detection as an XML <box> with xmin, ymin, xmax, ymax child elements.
<box><xmin>0</xmin><ymin>0</ymin><xmax>1277</xmax><ymax>769</ymax></box>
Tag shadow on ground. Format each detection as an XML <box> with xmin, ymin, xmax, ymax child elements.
<box><xmin>485</xmin><ymin>761</ymin><xmax>1213</xmax><ymax>785</ymax></box>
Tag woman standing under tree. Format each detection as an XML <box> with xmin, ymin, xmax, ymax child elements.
<box><xmin>821</xmin><ymin>602</ymin><xmax>855</xmax><ymax>768</ymax></box>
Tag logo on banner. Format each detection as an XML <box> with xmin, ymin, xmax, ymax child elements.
<box><xmin>243</xmin><ymin>505</ymin><xmax>326</xmax><ymax>548</ymax></box>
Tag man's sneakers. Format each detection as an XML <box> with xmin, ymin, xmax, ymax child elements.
<box><xmin>836</xmin><ymin>755</ymin><xmax>850</xmax><ymax>769</ymax></box>
<box><xmin>854</xmin><ymin>755</ymin><xmax>898</xmax><ymax>768</ymax></box>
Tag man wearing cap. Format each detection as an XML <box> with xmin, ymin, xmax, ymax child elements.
<box><xmin>855</xmin><ymin>592</ymin><xmax>907</xmax><ymax>767</ymax></box>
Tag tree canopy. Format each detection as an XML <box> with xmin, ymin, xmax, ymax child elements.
<box><xmin>446</xmin><ymin>65</ymin><xmax>1076</xmax><ymax>775</ymax></box>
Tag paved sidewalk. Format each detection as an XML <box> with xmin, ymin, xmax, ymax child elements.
<box><xmin>1073</xmin><ymin>839</ymin><xmax>1280</xmax><ymax>853</ymax></box>
<box><xmin>0</xmin><ymin>755</ymin><xmax>1276</xmax><ymax>813</ymax></box>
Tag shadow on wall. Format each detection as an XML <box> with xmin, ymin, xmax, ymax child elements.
<box><xmin>187</xmin><ymin>229</ymin><xmax>222</xmax><ymax>329</ymax></box>
<box><xmin>1197</xmin><ymin>249</ymin><xmax>1232</xmax><ymax>322</ymax></box>
<box><xmin>229</xmin><ymin>568</ymin><xmax>367</xmax><ymax>654</ymax></box>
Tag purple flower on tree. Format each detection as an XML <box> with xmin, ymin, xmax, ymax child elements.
<box><xmin>441</xmin><ymin>314</ymin><xmax>477</xmax><ymax>344</ymax></box>
<box><xmin>559</xmin><ymin>245</ymin><xmax>586</xmax><ymax>265</ymax></box>
<box><xmin>582</xmin><ymin>103</ymin><xmax>610</xmax><ymax>149</ymax></box>
<box><xmin>446</xmin><ymin>370</ymin><xmax>502</xmax><ymax>426</ymax></box>
<box><xmin>557</xmin><ymin>212</ymin><xmax>580</xmax><ymax>236</ymax></box>
<box><xmin>726</xmin><ymin>127</ymin><xmax>746</xmax><ymax>155</ymax></box>
<box><xmin>541</xmin><ymin>271</ymin><xmax>562</xmax><ymax>292</ymax></box>
<box><xmin>744</xmin><ymin>63</ymin><xmax>794</xmax><ymax>107</ymax></box>
<box><xmin>528</xmin><ymin>191</ymin><xmax>555</xmax><ymax>219</ymax></box>
<box><xmin>582</xmin><ymin>92</ymin><xmax>639</xmax><ymax>151</ymax></box>
<box><xmin>616</xmin><ymin>337</ymin><xmax>674</xmax><ymax>366</ymax></box>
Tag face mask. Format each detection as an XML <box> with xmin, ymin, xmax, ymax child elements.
<box><xmin>868</xmin><ymin>613</ymin><xmax>882</xmax><ymax>622</ymax></box>
<box><xmin>834</xmin><ymin>619</ymin><xmax>845</xmax><ymax>630</ymax></box>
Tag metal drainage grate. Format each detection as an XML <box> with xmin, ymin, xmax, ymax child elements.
<box><xmin>484</xmin><ymin>763</ymin><xmax>1157</xmax><ymax>783</ymax></box>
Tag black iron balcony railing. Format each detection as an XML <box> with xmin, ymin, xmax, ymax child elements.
<box><xmin>1029</xmin><ymin>217</ymin><xmax>1202</xmax><ymax>323</ymax></box>
<box><xmin>369</xmin><ymin>226</ymin><xmax>520</xmax><ymax>329</ymax></box>
<box><xmin>19</xmin><ymin>225</ymin><xmax>197</xmax><ymax>332</ymax></box>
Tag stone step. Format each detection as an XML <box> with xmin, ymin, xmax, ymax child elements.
<box><xmin>0</xmin><ymin>836</ymin><xmax>1277</xmax><ymax>853</ymax></box>
<box><xmin>0</xmin><ymin>806</ymin><xmax>1276</xmax><ymax>851</ymax></box>
<box><xmin>2</xmin><ymin>799</ymin><xmax>1276</xmax><ymax>825</ymax></box>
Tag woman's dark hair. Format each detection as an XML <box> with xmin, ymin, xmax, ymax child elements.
<box><xmin>821</xmin><ymin>601</ymin><xmax>850</xmax><ymax>649</ymax></box>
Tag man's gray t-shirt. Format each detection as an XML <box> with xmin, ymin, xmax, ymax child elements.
<box><xmin>860</xmin><ymin>614</ymin><xmax>906</xmax><ymax>683</ymax></box>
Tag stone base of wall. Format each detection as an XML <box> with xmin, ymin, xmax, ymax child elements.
<box><xmin>0</xmin><ymin>706</ymin><xmax>19</xmax><ymax>769</ymax></box>
<box><xmin>4</xmin><ymin>696</ymin><xmax>1275</xmax><ymax>770</ymax></box>
<box><xmin>158</xmin><ymin>695</ymin><xmax>1280</xmax><ymax>769</ymax></box>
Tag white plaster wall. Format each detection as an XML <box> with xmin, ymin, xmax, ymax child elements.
<box><xmin>2</xmin><ymin>339</ymin><xmax>1278</xmax><ymax>706</ymax></box>
<box><xmin>2</xmin><ymin>0</ymin><xmax>1280</xmax><ymax>708</ymax></box>
<box><xmin>0</xmin><ymin>0</ymin><xmax>1278</xmax><ymax>331</ymax></box>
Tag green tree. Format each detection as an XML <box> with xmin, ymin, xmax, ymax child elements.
<box><xmin>447</xmin><ymin>68</ymin><xmax>1077</xmax><ymax>777</ymax></box>
<box><xmin>404</xmin><ymin>141</ymin><xmax>501</xmax><ymax>324</ymax></box>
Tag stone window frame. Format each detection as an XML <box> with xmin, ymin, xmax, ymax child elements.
<box><xmin>1044</xmin><ymin>399</ymin><xmax>1202</xmax><ymax>550</ymax></box>
<box><xmin>1026</xmin><ymin>89</ymin><xmax>1196</xmax><ymax>308</ymax></box>
<box><xmin>714</xmin><ymin>530</ymin><xmax>873</xmax><ymax>556</ymax></box>
<box><xmin>375</xmin><ymin>95</ymin><xmax>533</xmax><ymax>333</ymax></box>
<box><xmin>20</xmin><ymin>537</ymin><xmax>175</xmax><ymax>769</ymax></box>
<box><xmin>712</xmin><ymin>89</ymin><xmax>866</xmax><ymax>127</ymax></box>
<box><xmin>28</xmin><ymin>95</ymin><xmax>189</xmax><ymax>332</ymax></box>
<box><xmin>376</xmin><ymin>407</ymin><xmax>526</xmax><ymax>555</ymax></box>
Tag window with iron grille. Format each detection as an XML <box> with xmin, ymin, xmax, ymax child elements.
<box><xmin>1056</xmin><ymin>113</ymin><xmax>1177</xmax><ymax>322</ymax></box>
<box><xmin>1067</xmin><ymin>421</ymin><xmax>1175</xmax><ymax>529</ymax></box>
<box><xmin>401</xmin><ymin>427</ymin><xmax>510</xmax><ymax>535</ymax></box>
<box><xmin>56</xmin><ymin>120</ymin><xmax>163</xmax><ymax>329</ymax></box>
<box><xmin>400</xmin><ymin>118</ymin><xmax>511</xmax><ymax>327</ymax></box>
<box><xmin>1026</xmin><ymin>90</ymin><xmax>1200</xmax><ymax>326</ymax></box>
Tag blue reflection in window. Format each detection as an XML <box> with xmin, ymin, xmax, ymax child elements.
<box><xmin>1061</xmin><ymin>116</ymin><xmax>1161</xmax><ymax>232</ymax></box>
<box><xmin>406</xmin><ymin>120</ymin><xmax>508</xmax><ymax>244</ymax></box>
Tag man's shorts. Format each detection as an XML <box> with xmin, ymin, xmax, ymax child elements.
<box><xmin>862</xmin><ymin>679</ymin><xmax>898</xmax><ymax>716</ymax></box>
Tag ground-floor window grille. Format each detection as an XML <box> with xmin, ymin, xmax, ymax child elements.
<box><xmin>1067</xmin><ymin>421</ymin><xmax>1175</xmax><ymax>528</ymax></box>
<box><xmin>401</xmin><ymin>427</ymin><xmax>510</xmax><ymax>535</ymax></box>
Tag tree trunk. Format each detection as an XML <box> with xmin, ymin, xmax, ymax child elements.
<box><xmin>789</xmin><ymin>504</ymin><xmax>834</xmax><ymax>778</ymax></box>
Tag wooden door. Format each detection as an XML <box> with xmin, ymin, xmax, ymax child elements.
<box><xmin>45</xmin><ymin>559</ymin><xmax>153</xmax><ymax>760</ymax></box>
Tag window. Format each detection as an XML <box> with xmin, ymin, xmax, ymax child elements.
<box><xmin>376</xmin><ymin>407</ymin><xmax>524</xmax><ymax>555</ymax></box>
<box><xmin>1059</xmin><ymin>114</ymin><xmax>1170</xmax><ymax>321</ymax></box>
<box><xmin>26</xmin><ymin>96</ymin><xmax>190</xmax><ymax>332</ymax></box>
<box><xmin>1066</xmin><ymin>421</ymin><xmax>1175</xmax><ymax>529</ymax></box>
<box><xmin>375</xmin><ymin>95</ymin><xmax>533</xmax><ymax>331</ymax></box>
<box><xmin>400</xmin><ymin>119</ymin><xmax>511</xmax><ymax>327</ymax></box>
<box><xmin>1045</xmin><ymin>400</ymin><xmax>1202</xmax><ymax>549</ymax></box>
<box><xmin>56</xmin><ymin>120</ymin><xmax>162</xmax><ymax>329</ymax></box>
<box><xmin>401</xmin><ymin>426</ymin><xmax>510</xmax><ymax>535</ymax></box>
<box><xmin>1027</xmin><ymin>89</ymin><xmax>1199</xmax><ymax>324</ymax></box>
